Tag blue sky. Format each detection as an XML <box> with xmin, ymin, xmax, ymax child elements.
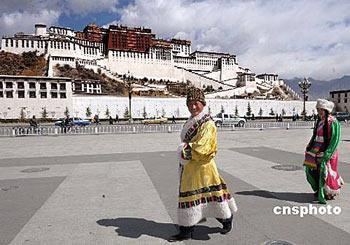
<box><xmin>1</xmin><ymin>0</ymin><xmax>349</xmax><ymax>80</ymax></box>
<box><xmin>57</xmin><ymin>0</ymin><xmax>132</xmax><ymax>30</ymax></box>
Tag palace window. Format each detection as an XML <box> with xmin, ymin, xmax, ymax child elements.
<box><xmin>40</xmin><ymin>92</ymin><xmax>47</xmax><ymax>98</ymax></box>
<box><xmin>29</xmin><ymin>91</ymin><xmax>36</xmax><ymax>98</ymax></box>
<box><xmin>0</xmin><ymin>91</ymin><xmax>3</xmax><ymax>97</ymax></box>
<box><xmin>60</xmin><ymin>83</ymin><xmax>66</xmax><ymax>90</ymax></box>
<box><xmin>6</xmin><ymin>91</ymin><xmax>13</xmax><ymax>98</ymax></box>
<box><xmin>40</xmin><ymin>83</ymin><xmax>47</xmax><ymax>89</ymax></box>
<box><xmin>17</xmin><ymin>82</ymin><xmax>24</xmax><ymax>89</ymax></box>
<box><xmin>51</xmin><ymin>92</ymin><xmax>58</xmax><ymax>98</ymax></box>
<box><xmin>345</xmin><ymin>98</ymin><xmax>348</xmax><ymax>103</ymax></box>
<box><xmin>18</xmin><ymin>91</ymin><xmax>25</xmax><ymax>98</ymax></box>
<box><xmin>60</xmin><ymin>92</ymin><xmax>66</xmax><ymax>98</ymax></box>
<box><xmin>51</xmin><ymin>83</ymin><xmax>58</xmax><ymax>90</ymax></box>
<box><xmin>6</xmin><ymin>82</ymin><xmax>13</xmax><ymax>88</ymax></box>
<box><xmin>29</xmin><ymin>82</ymin><xmax>36</xmax><ymax>89</ymax></box>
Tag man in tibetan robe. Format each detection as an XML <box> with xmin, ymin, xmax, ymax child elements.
<box><xmin>169</xmin><ymin>87</ymin><xmax>237</xmax><ymax>242</ymax></box>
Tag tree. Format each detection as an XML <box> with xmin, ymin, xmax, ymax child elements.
<box><xmin>235</xmin><ymin>105</ymin><xmax>239</xmax><ymax>116</ymax></box>
<box><xmin>123</xmin><ymin>106</ymin><xmax>129</xmax><ymax>118</ymax></box>
<box><xmin>258</xmin><ymin>107</ymin><xmax>263</xmax><ymax>118</ymax></box>
<box><xmin>41</xmin><ymin>107</ymin><xmax>48</xmax><ymax>119</ymax></box>
<box><xmin>86</xmin><ymin>107</ymin><xmax>92</xmax><ymax>118</ymax></box>
<box><xmin>220</xmin><ymin>105</ymin><xmax>225</xmax><ymax>113</ymax></box>
<box><xmin>105</xmin><ymin>107</ymin><xmax>110</xmax><ymax>118</ymax></box>
<box><xmin>208</xmin><ymin>106</ymin><xmax>211</xmax><ymax>115</ymax></box>
<box><xmin>162</xmin><ymin>108</ymin><xmax>166</xmax><ymax>117</ymax></box>
<box><xmin>142</xmin><ymin>106</ymin><xmax>147</xmax><ymax>118</ymax></box>
<box><xmin>64</xmin><ymin>107</ymin><xmax>70</xmax><ymax>117</ymax></box>
<box><xmin>246</xmin><ymin>102</ymin><xmax>252</xmax><ymax>116</ymax></box>
<box><xmin>269</xmin><ymin>108</ymin><xmax>275</xmax><ymax>116</ymax></box>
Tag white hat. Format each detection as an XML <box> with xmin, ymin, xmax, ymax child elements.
<box><xmin>316</xmin><ymin>99</ymin><xmax>334</xmax><ymax>113</ymax></box>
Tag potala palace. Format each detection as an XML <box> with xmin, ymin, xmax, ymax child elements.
<box><xmin>1</xmin><ymin>23</ymin><xmax>314</xmax><ymax>120</ymax></box>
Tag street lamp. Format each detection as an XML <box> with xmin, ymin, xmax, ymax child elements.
<box><xmin>298</xmin><ymin>77</ymin><xmax>312</xmax><ymax>120</ymax></box>
<box><xmin>126</xmin><ymin>71</ymin><xmax>132</xmax><ymax>123</ymax></box>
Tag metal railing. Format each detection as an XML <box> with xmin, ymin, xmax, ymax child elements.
<box><xmin>0</xmin><ymin>124</ymin><xmax>184</xmax><ymax>137</ymax></box>
<box><xmin>0</xmin><ymin>121</ymin><xmax>319</xmax><ymax>137</ymax></box>
<box><xmin>216</xmin><ymin>121</ymin><xmax>315</xmax><ymax>131</ymax></box>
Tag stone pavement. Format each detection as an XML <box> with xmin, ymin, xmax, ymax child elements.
<box><xmin>0</xmin><ymin>127</ymin><xmax>350</xmax><ymax>245</ymax></box>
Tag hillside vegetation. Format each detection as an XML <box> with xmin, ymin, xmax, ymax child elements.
<box><xmin>54</xmin><ymin>64</ymin><xmax>127</xmax><ymax>95</ymax></box>
<box><xmin>0</xmin><ymin>51</ymin><xmax>47</xmax><ymax>76</ymax></box>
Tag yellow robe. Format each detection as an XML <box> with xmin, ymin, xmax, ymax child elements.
<box><xmin>178</xmin><ymin>118</ymin><xmax>237</xmax><ymax>226</ymax></box>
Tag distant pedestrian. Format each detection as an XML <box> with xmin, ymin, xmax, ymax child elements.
<box><xmin>279</xmin><ymin>114</ymin><xmax>283</xmax><ymax>122</ymax></box>
<box><xmin>115</xmin><ymin>114</ymin><xmax>119</xmax><ymax>123</ymax></box>
<box><xmin>94</xmin><ymin>114</ymin><xmax>100</xmax><ymax>125</ymax></box>
<box><xmin>29</xmin><ymin>115</ymin><xmax>38</xmax><ymax>128</ymax></box>
<box><xmin>63</xmin><ymin>115</ymin><xmax>71</xmax><ymax>133</ymax></box>
<box><xmin>109</xmin><ymin>116</ymin><xmax>113</xmax><ymax>125</ymax></box>
<box><xmin>172</xmin><ymin>115</ymin><xmax>176</xmax><ymax>124</ymax></box>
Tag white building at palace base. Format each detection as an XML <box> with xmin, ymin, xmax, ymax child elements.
<box><xmin>0</xmin><ymin>75</ymin><xmax>73</xmax><ymax>119</ymax></box>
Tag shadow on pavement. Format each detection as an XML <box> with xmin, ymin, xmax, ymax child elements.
<box><xmin>236</xmin><ymin>190</ymin><xmax>314</xmax><ymax>204</ymax></box>
<box><xmin>96</xmin><ymin>217</ymin><xmax>222</xmax><ymax>241</ymax></box>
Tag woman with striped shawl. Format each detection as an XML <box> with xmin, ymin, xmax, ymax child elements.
<box><xmin>168</xmin><ymin>87</ymin><xmax>237</xmax><ymax>242</ymax></box>
<box><xmin>304</xmin><ymin>99</ymin><xmax>344</xmax><ymax>204</ymax></box>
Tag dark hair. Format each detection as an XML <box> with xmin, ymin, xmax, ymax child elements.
<box><xmin>322</xmin><ymin>110</ymin><xmax>330</xmax><ymax>151</ymax></box>
<box><xmin>307</xmin><ymin>116</ymin><xmax>320</xmax><ymax>151</ymax></box>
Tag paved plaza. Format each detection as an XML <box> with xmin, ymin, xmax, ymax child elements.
<box><xmin>0</xmin><ymin>127</ymin><xmax>350</xmax><ymax>245</ymax></box>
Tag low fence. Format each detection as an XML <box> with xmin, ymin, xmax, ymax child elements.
<box><xmin>0</xmin><ymin>121</ymin><xmax>317</xmax><ymax>137</ymax></box>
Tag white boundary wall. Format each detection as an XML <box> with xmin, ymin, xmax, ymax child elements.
<box><xmin>73</xmin><ymin>95</ymin><xmax>317</xmax><ymax>119</ymax></box>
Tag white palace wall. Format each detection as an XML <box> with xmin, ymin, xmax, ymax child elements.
<box><xmin>107</xmin><ymin>50</ymin><xmax>182</xmax><ymax>81</ymax></box>
<box><xmin>73</xmin><ymin>95</ymin><xmax>317</xmax><ymax>119</ymax></box>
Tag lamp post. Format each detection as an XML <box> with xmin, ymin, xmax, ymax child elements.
<box><xmin>126</xmin><ymin>71</ymin><xmax>132</xmax><ymax>123</ymax></box>
<box><xmin>298</xmin><ymin>77</ymin><xmax>312</xmax><ymax>121</ymax></box>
